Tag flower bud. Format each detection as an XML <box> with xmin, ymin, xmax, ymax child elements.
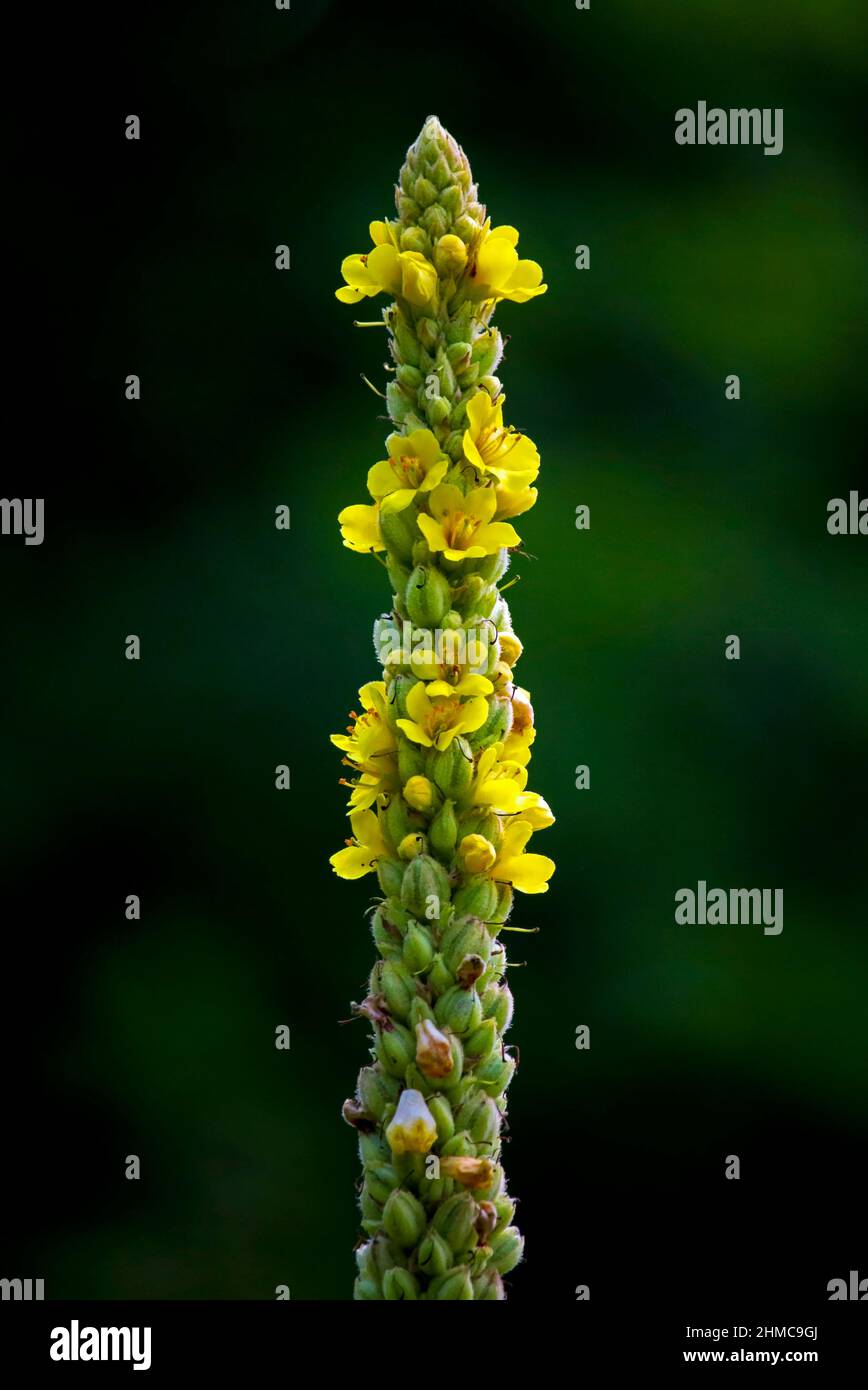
<box><xmin>453</xmin><ymin>1087</ymin><xmax>498</xmax><ymax>1144</ymax></box>
<box><xmin>397</xmin><ymin>737</ymin><xmax>426</xmax><ymax>783</ymax></box>
<box><xmin>483</xmin><ymin>982</ymin><xmax>514</xmax><ymax>1033</ymax></box>
<box><xmin>457</xmin><ymin>833</ymin><xmax>496</xmax><ymax>874</ymax></box>
<box><xmin>379</xmin><ymin>960</ymin><xmax>416</xmax><ymax>1019</ymax></box>
<box><xmin>440</xmin><ymin>1156</ymin><xmax>495</xmax><ymax>1190</ymax></box>
<box><xmin>466</xmin><ymin>696</ymin><xmax>512</xmax><ymax>750</ymax></box>
<box><xmin>427</xmin><ymin>1093</ymin><xmax>456</xmax><ymax>1145</ymax></box>
<box><xmin>379</xmin><ymin>504</ymin><xmax>417</xmax><ymax>563</ymax></box>
<box><xmin>416</xmin><ymin>317</ymin><xmax>439</xmax><ymax>350</ymax></box>
<box><xmin>430</xmin><ymin>1266</ymin><xmax>474</xmax><ymax>1300</ymax></box>
<box><xmin>452</xmin><ymin>875</ymin><xmax>498</xmax><ymax>922</ymax></box>
<box><xmin>488</xmin><ymin>1225</ymin><xmax>524</xmax><ymax>1274</ymax></box>
<box><xmin>474</xmin><ymin>1053</ymin><xmax>515</xmax><ymax>1096</ymax></box>
<box><xmin>382</xmin><ymin>1267</ymin><xmax>420</xmax><ymax>1300</ymax></box>
<box><xmin>428</xmin><ymin>736</ymin><xmax>474</xmax><ymax>800</ymax></box>
<box><xmin>377</xmin><ymin>858</ymin><xmax>405</xmax><ymax>899</ymax></box>
<box><xmin>356</xmin><ymin>1233</ymin><xmax>405</xmax><ymax>1283</ymax></box>
<box><xmin>421</xmin><ymin>203</ymin><xmax>450</xmax><ymax>240</ymax></box>
<box><xmin>499</xmin><ymin>630</ymin><xmax>523</xmax><ymax>666</ymax></box>
<box><xmin>456</xmin><ymin>953</ymin><xmax>486</xmax><ymax>989</ymax></box>
<box><xmin>432</xmin><ymin>1192</ymin><xmax>479</xmax><ymax>1254</ymax></box>
<box><xmin>427</xmin><ymin>952</ymin><xmax>454</xmax><ymax>996</ymax></box>
<box><xmin>405</xmin><ymin>564</ymin><xmax>451</xmax><ymax>626</ymax></box>
<box><xmin>357</xmin><ymin>1065</ymin><xmax>401</xmax><ymax>1122</ymax></box>
<box><xmin>402</xmin><ymin>921</ymin><xmax>434</xmax><ymax>974</ymax></box>
<box><xmin>403</xmin><ymin>775</ymin><xmax>438</xmax><ymax>813</ymax></box>
<box><xmin>415</xmin><ymin>1018</ymin><xmax>454</xmax><ymax>1080</ymax></box>
<box><xmin>417</xmin><ymin>1231</ymin><xmax>452</xmax><ymax>1278</ymax></box>
<box><xmin>398</xmin><ymin>830</ymin><xmax>426</xmax><ymax>860</ymax></box>
<box><xmin>399</xmin><ymin>226</ymin><xmax>430</xmax><ymax>255</ymax></box>
<box><xmin>435</xmin><ymin>983</ymin><xmax>483</xmax><ymax>1036</ymax></box>
<box><xmin>408</xmin><ymin>995</ymin><xmax>435</xmax><ymax>1028</ymax></box>
<box><xmin>358</xmin><ymin>1129</ymin><xmax>391</xmax><ymax>1170</ymax></box>
<box><xmin>463</xmin><ymin>1017</ymin><xmax>498</xmax><ymax>1062</ymax></box>
<box><xmin>375</xmin><ymin>1021</ymin><xmax>416</xmax><ymax>1078</ymax></box>
<box><xmin>400</xmin><ymin>853</ymin><xmax>450</xmax><ymax>919</ymax></box>
<box><xmin>353</xmin><ymin>1276</ymin><xmax>383</xmax><ymax>1300</ymax></box>
<box><xmin>382</xmin><ymin>1187</ymin><xmax>427</xmax><ymax>1248</ymax></box>
<box><xmin>366</xmin><ymin>1163</ymin><xmax>401</xmax><ymax>1205</ymax></box>
<box><xmin>428</xmin><ymin>797</ymin><xmax>458</xmax><ymax>860</ymax></box>
<box><xmin>488</xmin><ymin>882</ymin><xmax>514</xmax><ymax>925</ymax></box>
<box><xmin>434</xmin><ymin>233</ymin><xmax>468</xmax><ymax>277</ymax></box>
<box><xmin>472</xmin><ymin>1268</ymin><xmax>505</xmax><ymax>1300</ymax></box>
<box><xmin>385</xmin><ymin>1087</ymin><xmax>438</xmax><ymax>1155</ymax></box>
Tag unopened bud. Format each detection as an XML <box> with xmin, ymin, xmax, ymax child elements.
<box><xmin>382</xmin><ymin>1267</ymin><xmax>420</xmax><ymax>1300</ymax></box>
<box><xmin>472</xmin><ymin>1268</ymin><xmax>505</xmax><ymax>1300</ymax></box>
<box><xmin>402</xmin><ymin>921</ymin><xmax>435</xmax><ymax>974</ymax></box>
<box><xmin>382</xmin><ymin>1187</ymin><xmax>427</xmax><ymax>1248</ymax></box>
<box><xmin>417</xmin><ymin>1231</ymin><xmax>452</xmax><ymax>1278</ymax></box>
<box><xmin>457</xmin><ymin>833</ymin><xmax>496</xmax><ymax>874</ymax></box>
<box><xmin>398</xmin><ymin>831</ymin><xmax>426</xmax><ymax>861</ymax></box>
<box><xmin>403</xmin><ymin>775</ymin><xmax>438</xmax><ymax>813</ymax></box>
<box><xmin>428</xmin><ymin>797</ymin><xmax>458</xmax><ymax>859</ymax></box>
<box><xmin>430</xmin><ymin>1266</ymin><xmax>474</xmax><ymax>1300</ymax></box>
<box><xmin>489</xmin><ymin>1225</ymin><xmax>524</xmax><ymax>1274</ymax></box>
<box><xmin>434</xmin><ymin>233</ymin><xmax>468</xmax><ymax>277</ymax></box>
<box><xmin>385</xmin><ymin>1087</ymin><xmax>438</xmax><ymax>1155</ymax></box>
<box><xmin>432</xmin><ymin>1192</ymin><xmax>479</xmax><ymax>1254</ymax></box>
<box><xmin>435</xmin><ymin>983</ymin><xmax>483</xmax><ymax>1036</ymax></box>
<box><xmin>415</xmin><ymin>1018</ymin><xmax>454</xmax><ymax>1080</ymax></box>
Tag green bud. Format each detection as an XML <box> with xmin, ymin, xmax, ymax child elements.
<box><xmin>357</xmin><ymin>1065</ymin><xmax>401</xmax><ymax>1122</ymax></box>
<box><xmin>400</xmin><ymin>853</ymin><xmax>450</xmax><ymax>919</ymax></box>
<box><xmin>483</xmin><ymin>982</ymin><xmax>514</xmax><ymax>1033</ymax></box>
<box><xmin>377</xmin><ymin>858</ymin><xmax>406</xmax><ymax>899</ymax></box>
<box><xmin>457</xmin><ymin>806</ymin><xmax>502</xmax><ymax>850</ymax></box>
<box><xmin>396</xmin><ymin>363</ymin><xmax>424</xmax><ymax>391</ymax></box>
<box><xmin>391</xmin><ymin>307</ymin><xmax>421</xmax><ymax>366</ymax></box>
<box><xmin>417</xmin><ymin>317</ymin><xmax>439</xmax><ymax>350</ymax></box>
<box><xmin>464</xmin><ymin>1017</ymin><xmax>498</xmax><ymax>1062</ymax></box>
<box><xmin>371</xmin><ymin>909</ymin><xmax>403</xmax><ymax>960</ymax></box>
<box><xmin>493</xmin><ymin>1194</ymin><xmax>516</xmax><ymax>1231</ymax></box>
<box><xmin>430</xmin><ymin>1266</ymin><xmax>474</xmax><ymax>1300</ymax></box>
<box><xmin>399</xmin><ymin>226</ymin><xmax>430</xmax><ymax>256</ymax></box>
<box><xmin>466</xmin><ymin>696</ymin><xmax>512</xmax><ymax>751</ymax></box>
<box><xmin>413</xmin><ymin>175</ymin><xmax>438</xmax><ymax>207</ymax></box>
<box><xmin>489</xmin><ymin>1226</ymin><xmax>524</xmax><ymax>1274</ymax></box>
<box><xmin>382</xmin><ymin>1188</ymin><xmax>427</xmax><ymax>1249</ymax></box>
<box><xmin>427</xmin><ymin>1093</ymin><xmax>456</xmax><ymax>1144</ymax></box>
<box><xmin>451</xmin><ymin>574</ymin><xmax>487</xmax><ymax>618</ymax></box>
<box><xmin>428</xmin><ymin>735</ymin><xmax>474</xmax><ymax>800</ymax></box>
<box><xmin>435</xmin><ymin>983</ymin><xmax>483</xmax><ymax>1037</ymax></box>
<box><xmin>379</xmin><ymin>504</ymin><xmax>417</xmax><ymax>564</ymax></box>
<box><xmin>446</xmin><ymin>340</ymin><xmax>471</xmax><ymax>370</ymax></box>
<box><xmin>439</xmin><ymin>184</ymin><xmax>464</xmax><ymax>222</ymax></box>
<box><xmin>386</xmin><ymin>378</ymin><xmax>415</xmax><ymax>426</ymax></box>
<box><xmin>358</xmin><ymin>1129</ymin><xmax>391</xmax><ymax>1169</ymax></box>
<box><xmin>376</xmin><ymin>1021</ymin><xmax>416</xmax><ymax>1078</ymax></box>
<box><xmin>353</xmin><ymin>1276</ymin><xmax>383</xmax><ymax>1300</ymax></box>
<box><xmin>379</xmin><ymin>960</ymin><xmax>416</xmax><ymax>1020</ymax></box>
<box><xmin>402</xmin><ymin>921</ymin><xmax>435</xmax><ymax>974</ymax></box>
<box><xmin>468</xmin><ymin>1093</ymin><xmax>500</xmax><ymax>1144</ymax></box>
<box><xmin>421</xmin><ymin>203</ymin><xmax>450</xmax><ymax>240</ymax></box>
<box><xmin>440</xmin><ymin>915</ymin><xmax>492</xmax><ymax>975</ymax></box>
<box><xmin>428</xmin><ymin>797</ymin><xmax>458</xmax><ymax>861</ymax></box>
<box><xmin>391</xmin><ymin>673</ymin><xmax>418</xmax><ymax>719</ymax></box>
<box><xmin>382</xmin><ymin>1267</ymin><xmax>420</xmax><ymax>1300</ymax></box>
<box><xmin>408</xmin><ymin>995</ymin><xmax>436</xmax><ymax>1029</ymax></box>
<box><xmin>405</xmin><ymin>564</ymin><xmax>451</xmax><ymax>626</ymax></box>
<box><xmin>452</xmin><ymin>876</ymin><xmax>498</xmax><ymax>921</ymax></box>
<box><xmin>384</xmin><ymin>793</ymin><xmax>414</xmax><ymax>848</ymax></box>
<box><xmin>432</xmin><ymin>1192</ymin><xmax>479</xmax><ymax>1254</ymax></box>
<box><xmin>397</xmin><ymin>736</ymin><xmax>426</xmax><ymax>782</ymax></box>
<box><xmin>474</xmin><ymin>1053</ymin><xmax>515</xmax><ymax>1095</ymax></box>
<box><xmin>366</xmin><ymin>1163</ymin><xmax>401</xmax><ymax>1205</ymax></box>
<box><xmin>489</xmin><ymin>882</ymin><xmax>514</xmax><ymax>925</ymax></box>
<box><xmin>473</xmin><ymin>1268</ymin><xmax>505</xmax><ymax>1300</ymax></box>
<box><xmin>475</xmin><ymin>548</ymin><xmax>511</xmax><ymax>584</ymax></box>
<box><xmin>427</xmin><ymin>952</ymin><xmax>454</xmax><ymax>996</ymax></box>
<box><xmin>417</xmin><ymin>1231</ymin><xmax>453</xmax><ymax>1279</ymax></box>
<box><xmin>440</xmin><ymin>1130</ymin><xmax>476</xmax><ymax>1158</ymax></box>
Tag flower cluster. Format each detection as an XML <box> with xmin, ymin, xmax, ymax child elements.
<box><xmin>331</xmin><ymin>116</ymin><xmax>553</xmax><ymax>1301</ymax></box>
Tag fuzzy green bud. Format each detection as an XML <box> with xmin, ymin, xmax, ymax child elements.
<box><xmin>383</xmin><ymin>1267</ymin><xmax>420</xmax><ymax>1300</ymax></box>
<box><xmin>417</xmin><ymin>1231</ymin><xmax>453</xmax><ymax>1279</ymax></box>
<box><xmin>428</xmin><ymin>797</ymin><xmax>458</xmax><ymax>860</ymax></box>
<box><xmin>379</xmin><ymin>960</ymin><xmax>416</xmax><ymax>1019</ymax></box>
<box><xmin>405</xmin><ymin>564</ymin><xmax>451</xmax><ymax>626</ymax></box>
<box><xmin>432</xmin><ymin>1192</ymin><xmax>479</xmax><ymax>1254</ymax></box>
<box><xmin>400</xmin><ymin>852</ymin><xmax>450</xmax><ymax>919</ymax></box>
<box><xmin>402</xmin><ymin>921</ymin><xmax>435</xmax><ymax>974</ymax></box>
<box><xmin>489</xmin><ymin>1226</ymin><xmax>524</xmax><ymax>1274</ymax></box>
<box><xmin>382</xmin><ymin>1188</ymin><xmax>427</xmax><ymax>1249</ymax></box>
<box><xmin>452</xmin><ymin>875</ymin><xmax>498</xmax><ymax>921</ymax></box>
<box><xmin>435</xmin><ymin>983</ymin><xmax>483</xmax><ymax>1037</ymax></box>
<box><xmin>428</xmin><ymin>735</ymin><xmax>474</xmax><ymax>800</ymax></box>
<box><xmin>431</xmin><ymin>1266</ymin><xmax>474</xmax><ymax>1300</ymax></box>
<box><xmin>376</xmin><ymin>1021</ymin><xmax>416</xmax><ymax>1078</ymax></box>
<box><xmin>357</xmin><ymin>1065</ymin><xmax>401</xmax><ymax>1122</ymax></box>
<box><xmin>464</xmin><ymin>1017</ymin><xmax>499</xmax><ymax>1063</ymax></box>
<box><xmin>427</xmin><ymin>1093</ymin><xmax>456</xmax><ymax>1145</ymax></box>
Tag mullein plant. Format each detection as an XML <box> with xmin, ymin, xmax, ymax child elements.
<box><xmin>330</xmin><ymin>116</ymin><xmax>554</xmax><ymax>1301</ymax></box>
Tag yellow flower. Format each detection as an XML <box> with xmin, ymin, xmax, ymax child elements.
<box><xmin>463</xmin><ymin>392</ymin><xmax>540</xmax><ymax>492</ymax></box>
<box><xmin>386</xmin><ymin>1088</ymin><xmax>438</xmax><ymax>1155</ymax></box>
<box><xmin>403</xmin><ymin>775</ymin><xmax>437</xmax><ymax>812</ymax></box>
<box><xmin>336</xmin><ymin>222</ymin><xmax>437</xmax><ymax>308</ymax></box>
<box><xmin>367</xmin><ymin>429</ymin><xmax>449</xmax><ymax>513</ymax></box>
<box><xmin>396</xmin><ymin>676</ymin><xmax>492</xmax><ymax>751</ymax></box>
<box><xmin>502</xmin><ymin>723</ymin><xmax>536</xmax><ymax>768</ymax></box>
<box><xmin>330</xmin><ymin>681</ymin><xmax>398</xmax><ymax>810</ymax></box>
<box><xmin>417</xmin><ymin>484</ymin><xmax>520</xmax><ymax>562</ymax></box>
<box><xmin>471</xmin><ymin>744</ymin><xmax>552</xmax><ymax>824</ymax></box>
<box><xmin>329</xmin><ymin>808</ymin><xmax>391</xmax><ymax>880</ymax></box>
<box><xmin>338</xmin><ymin>501</ymin><xmax>385</xmax><ymax>553</ymax></box>
<box><xmin>491</xmin><ymin>819</ymin><xmax>555</xmax><ymax>895</ymax></box>
<box><xmin>494</xmin><ymin>480</ymin><xmax>538</xmax><ymax>520</ymax></box>
<box><xmin>467</xmin><ymin>223</ymin><xmax>547</xmax><ymax>305</ymax></box>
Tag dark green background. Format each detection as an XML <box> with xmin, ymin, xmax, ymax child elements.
<box><xmin>5</xmin><ymin>0</ymin><xmax>866</xmax><ymax>1301</ymax></box>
